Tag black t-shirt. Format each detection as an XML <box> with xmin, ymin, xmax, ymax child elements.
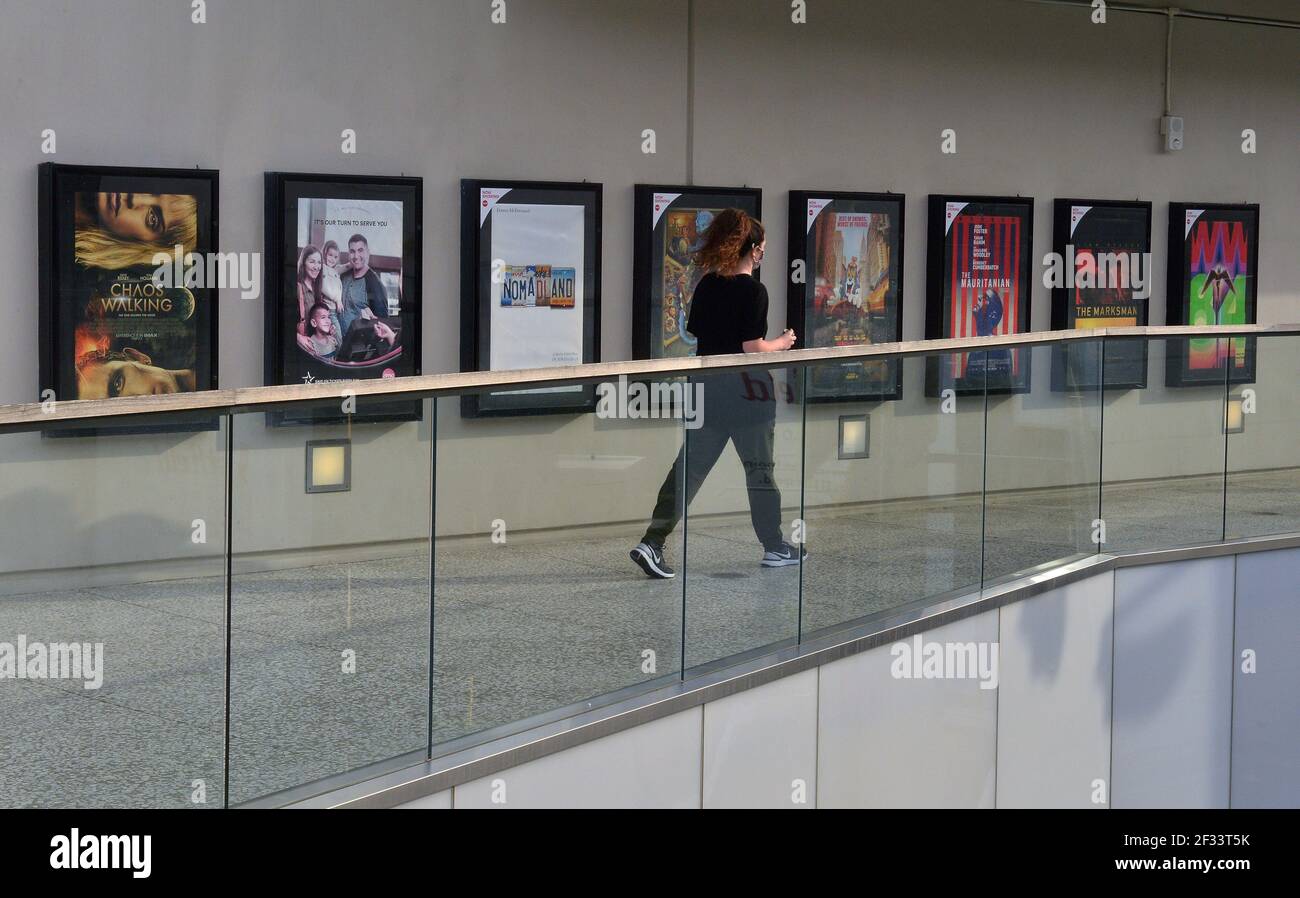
<box><xmin>685</xmin><ymin>273</ymin><xmax>768</xmax><ymax>356</ymax></box>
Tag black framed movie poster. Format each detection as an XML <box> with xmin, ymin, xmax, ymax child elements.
<box><xmin>1050</xmin><ymin>199</ymin><xmax>1152</xmax><ymax>392</ymax></box>
<box><xmin>633</xmin><ymin>184</ymin><xmax>761</xmax><ymax>360</ymax></box>
<box><xmin>924</xmin><ymin>195</ymin><xmax>1033</xmax><ymax>397</ymax></box>
<box><xmin>787</xmin><ymin>190</ymin><xmax>904</xmax><ymax>402</ymax></box>
<box><xmin>461</xmin><ymin>179</ymin><xmax>601</xmax><ymax>417</ymax></box>
<box><xmin>39</xmin><ymin>164</ymin><xmax>219</xmax><ymax>407</ymax></box>
<box><xmin>1165</xmin><ymin>202</ymin><xmax>1259</xmax><ymax>388</ymax></box>
<box><xmin>265</xmin><ymin>172</ymin><xmax>422</xmax><ymax>423</ymax></box>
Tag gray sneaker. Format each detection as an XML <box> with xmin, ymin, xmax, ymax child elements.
<box><xmin>761</xmin><ymin>542</ymin><xmax>807</xmax><ymax>568</ymax></box>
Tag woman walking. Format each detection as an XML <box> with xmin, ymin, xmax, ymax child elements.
<box><xmin>631</xmin><ymin>208</ymin><xmax>805</xmax><ymax>579</ymax></box>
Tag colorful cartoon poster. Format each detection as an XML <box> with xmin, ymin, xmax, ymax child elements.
<box><xmin>657</xmin><ymin>207</ymin><xmax>715</xmax><ymax>358</ymax></box>
<box><xmin>788</xmin><ymin>192</ymin><xmax>904</xmax><ymax>400</ymax></box>
<box><xmin>634</xmin><ymin>186</ymin><xmax>761</xmax><ymax>359</ymax></box>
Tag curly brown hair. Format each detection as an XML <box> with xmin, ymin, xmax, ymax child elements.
<box><xmin>692</xmin><ymin>208</ymin><xmax>765</xmax><ymax>274</ymax></box>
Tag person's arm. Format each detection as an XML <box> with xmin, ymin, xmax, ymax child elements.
<box><xmin>743</xmin><ymin>333</ymin><xmax>796</xmax><ymax>353</ymax></box>
<box><xmin>740</xmin><ymin>283</ymin><xmax>796</xmax><ymax>353</ymax></box>
<box><xmin>296</xmin><ymin>284</ymin><xmax>310</xmax><ymax>335</ymax></box>
<box><xmin>368</xmin><ymin>271</ymin><xmax>388</xmax><ymax>318</ymax></box>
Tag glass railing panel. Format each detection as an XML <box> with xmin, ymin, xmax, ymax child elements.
<box><xmin>799</xmin><ymin>350</ymin><xmax>986</xmax><ymax>638</ymax></box>
<box><xmin>227</xmin><ymin>397</ymin><xmax>433</xmax><ymax>804</ymax></box>
<box><xmin>1226</xmin><ymin>333</ymin><xmax>1300</xmax><ymax>538</ymax></box>
<box><xmin>432</xmin><ymin>375</ymin><xmax>684</xmax><ymax>747</ymax></box>
<box><xmin>1099</xmin><ymin>335</ymin><xmax>1228</xmax><ymax>552</ymax></box>
<box><xmin>982</xmin><ymin>339</ymin><xmax>1103</xmax><ymax>583</ymax></box>
<box><xmin>681</xmin><ymin>361</ymin><xmax>803</xmax><ymax>672</ymax></box>
<box><xmin>0</xmin><ymin>410</ymin><xmax>228</xmax><ymax>808</ymax></box>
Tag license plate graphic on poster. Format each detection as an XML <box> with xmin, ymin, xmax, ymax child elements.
<box><xmin>461</xmin><ymin>179</ymin><xmax>600</xmax><ymax>417</ymax></box>
<box><xmin>500</xmin><ymin>265</ymin><xmax>577</xmax><ymax>308</ymax></box>
<box><xmin>489</xmin><ymin>202</ymin><xmax>585</xmax><ymax>371</ymax></box>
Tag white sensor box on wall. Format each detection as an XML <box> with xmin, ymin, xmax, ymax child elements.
<box><xmin>1161</xmin><ymin>115</ymin><xmax>1184</xmax><ymax>151</ymax></box>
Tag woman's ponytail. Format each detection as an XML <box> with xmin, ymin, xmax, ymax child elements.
<box><xmin>693</xmin><ymin>208</ymin><xmax>765</xmax><ymax>274</ymax></box>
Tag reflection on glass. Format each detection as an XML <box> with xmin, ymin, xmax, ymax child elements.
<box><xmin>1101</xmin><ymin>337</ymin><xmax>1227</xmax><ymax>552</ymax></box>
<box><xmin>0</xmin><ymin>412</ymin><xmax>227</xmax><ymax>807</ymax></box>
<box><xmin>982</xmin><ymin>341</ymin><xmax>1101</xmax><ymax>584</ymax></box>
<box><xmin>433</xmin><ymin>381</ymin><xmax>684</xmax><ymax>748</ymax></box>
<box><xmin>1226</xmin><ymin>334</ymin><xmax>1300</xmax><ymax>538</ymax></box>
<box><xmin>227</xmin><ymin>399</ymin><xmax>432</xmax><ymax>804</ymax></box>
<box><xmin>682</xmin><ymin>364</ymin><xmax>803</xmax><ymax>671</ymax></box>
<box><xmin>801</xmin><ymin>352</ymin><xmax>985</xmax><ymax>638</ymax></box>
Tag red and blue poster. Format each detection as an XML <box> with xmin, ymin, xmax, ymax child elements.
<box><xmin>925</xmin><ymin>196</ymin><xmax>1033</xmax><ymax>396</ymax></box>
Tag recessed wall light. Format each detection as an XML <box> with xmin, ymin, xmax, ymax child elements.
<box><xmin>306</xmin><ymin>439</ymin><xmax>351</xmax><ymax>493</ymax></box>
<box><xmin>1223</xmin><ymin>398</ymin><xmax>1245</xmax><ymax>435</ymax></box>
<box><xmin>838</xmin><ymin>414</ymin><xmax>869</xmax><ymax>460</ymax></box>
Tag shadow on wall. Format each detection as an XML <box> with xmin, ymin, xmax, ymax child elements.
<box><xmin>1103</xmin><ymin>599</ymin><xmax>1194</xmax><ymax>723</ymax></box>
<box><xmin>1019</xmin><ymin>581</ymin><xmax>1067</xmax><ymax>683</ymax></box>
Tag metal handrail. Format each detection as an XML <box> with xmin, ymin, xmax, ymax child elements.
<box><xmin>2</xmin><ymin>324</ymin><xmax>1294</xmax><ymax>429</ymax></box>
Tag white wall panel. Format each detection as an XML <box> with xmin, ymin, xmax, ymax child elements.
<box><xmin>818</xmin><ymin>611</ymin><xmax>998</xmax><ymax>808</ymax></box>
<box><xmin>702</xmin><ymin>669</ymin><xmax>817</xmax><ymax>809</ymax></box>
<box><xmin>1231</xmin><ymin>547</ymin><xmax>1300</xmax><ymax>807</ymax></box>
<box><xmin>1112</xmin><ymin>558</ymin><xmax>1234</xmax><ymax>808</ymax></box>
<box><xmin>997</xmin><ymin>574</ymin><xmax>1114</xmax><ymax>808</ymax></box>
<box><xmin>453</xmin><ymin>708</ymin><xmax>701</xmax><ymax>809</ymax></box>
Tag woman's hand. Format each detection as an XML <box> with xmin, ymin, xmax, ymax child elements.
<box><xmin>742</xmin><ymin>329</ymin><xmax>798</xmax><ymax>354</ymax></box>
